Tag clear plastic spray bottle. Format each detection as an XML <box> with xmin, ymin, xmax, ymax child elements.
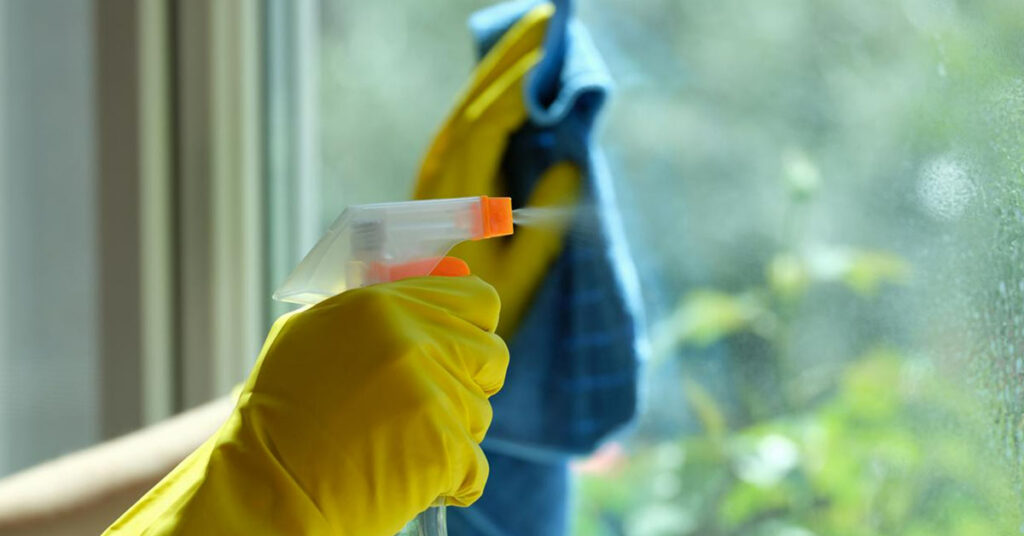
<box><xmin>273</xmin><ymin>195</ymin><xmax>514</xmax><ymax>535</ymax></box>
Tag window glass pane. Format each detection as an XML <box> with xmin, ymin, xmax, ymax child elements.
<box><xmin>574</xmin><ymin>1</ymin><xmax>1024</xmax><ymax>534</ymax></box>
<box><xmin>317</xmin><ymin>0</ymin><xmax>492</xmax><ymax>225</ymax></box>
<box><xmin>313</xmin><ymin>1</ymin><xmax>1024</xmax><ymax>533</ymax></box>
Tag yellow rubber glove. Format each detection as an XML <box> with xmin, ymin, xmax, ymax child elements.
<box><xmin>413</xmin><ymin>2</ymin><xmax>581</xmax><ymax>338</ymax></box>
<box><xmin>104</xmin><ymin>276</ymin><xmax>509</xmax><ymax>536</ymax></box>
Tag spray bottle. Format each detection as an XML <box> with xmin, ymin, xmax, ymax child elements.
<box><xmin>273</xmin><ymin>195</ymin><xmax>514</xmax><ymax>536</ymax></box>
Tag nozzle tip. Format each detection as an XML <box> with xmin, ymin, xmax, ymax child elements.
<box><xmin>480</xmin><ymin>196</ymin><xmax>513</xmax><ymax>239</ymax></box>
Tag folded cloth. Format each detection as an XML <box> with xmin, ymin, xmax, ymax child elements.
<box><xmin>470</xmin><ymin>0</ymin><xmax>644</xmax><ymax>457</ymax></box>
<box><xmin>444</xmin><ymin>1</ymin><xmax>648</xmax><ymax>534</ymax></box>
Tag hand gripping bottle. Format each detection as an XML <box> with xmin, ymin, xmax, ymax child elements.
<box><xmin>273</xmin><ymin>196</ymin><xmax>514</xmax><ymax>536</ymax></box>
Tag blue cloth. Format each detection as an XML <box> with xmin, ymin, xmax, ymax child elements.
<box><xmin>448</xmin><ymin>1</ymin><xmax>647</xmax><ymax>535</ymax></box>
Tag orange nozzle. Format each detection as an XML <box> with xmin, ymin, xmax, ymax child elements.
<box><xmin>478</xmin><ymin>196</ymin><xmax>513</xmax><ymax>239</ymax></box>
<box><xmin>429</xmin><ymin>256</ymin><xmax>471</xmax><ymax>277</ymax></box>
<box><xmin>369</xmin><ymin>256</ymin><xmax>471</xmax><ymax>282</ymax></box>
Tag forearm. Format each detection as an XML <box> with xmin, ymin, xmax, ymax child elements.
<box><xmin>0</xmin><ymin>395</ymin><xmax>235</xmax><ymax>536</ymax></box>
<box><xmin>106</xmin><ymin>405</ymin><xmax>333</xmax><ymax>535</ymax></box>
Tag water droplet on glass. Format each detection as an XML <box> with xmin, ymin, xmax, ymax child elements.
<box><xmin>916</xmin><ymin>154</ymin><xmax>975</xmax><ymax>220</ymax></box>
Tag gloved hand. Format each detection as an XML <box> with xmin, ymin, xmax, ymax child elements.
<box><xmin>104</xmin><ymin>276</ymin><xmax>509</xmax><ymax>536</ymax></box>
<box><xmin>413</xmin><ymin>2</ymin><xmax>580</xmax><ymax>338</ymax></box>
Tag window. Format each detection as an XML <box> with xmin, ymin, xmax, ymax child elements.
<box><xmin>303</xmin><ymin>1</ymin><xmax>1024</xmax><ymax>534</ymax></box>
<box><xmin>574</xmin><ymin>1</ymin><xmax>1024</xmax><ymax>534</ymax></box>
<box><xmin>0</xmin><ymin>0</ymin><xmax>265</xmax><ymax>476</ymax></box>
<box><xmin>2</xmin><ymin>2</ymin><xmax>1021</xmax><ymax>533</ymax></box>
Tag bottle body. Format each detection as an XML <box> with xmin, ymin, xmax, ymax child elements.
<box><xmin>399</xmin><ymin>504</ymin><xmax>447</xmax><ymax>536</ymax></box>
<box><xmin>274</xmin><ymin>196</ymin><xmax>512</xmax><ymax>305</ymax></box>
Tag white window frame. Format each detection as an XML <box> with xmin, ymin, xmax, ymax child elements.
<box><xmin>95</xmin><ymin>0</ymin><xmax>267</xmax><ymax>427</ymax></box>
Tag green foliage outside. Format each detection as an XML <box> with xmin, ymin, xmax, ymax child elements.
<box><xmin>569</xmin><ymin>0</ymin><xmax>1024</xmax><ymax>533</ymax></box>
<box><xmin>574</xmin><ymin>153</ymin><xmax>1019</xmax><ymax>533</ymax></box>
<box><xmin>574</xmin><ymin>242</ymin><xmax>1018</xmax><ymax>534</ymax></box>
